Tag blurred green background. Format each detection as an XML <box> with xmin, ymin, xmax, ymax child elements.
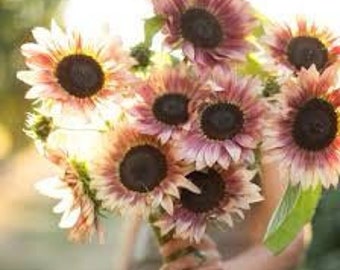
<box><xmin>0</xmin><ymin>0</ymin><xmax>340</xmax><ymax>270</ymax></box>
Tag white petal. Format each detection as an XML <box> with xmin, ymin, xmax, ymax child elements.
<box><xmin>35</xmin><ymin>177</ymin><xmax>69</xmax><ymax>199</ymax></box>
<box><xmin>59</xmin><ymin>207</ymin><xmax>81</xmax><ymax>229</ymax></box>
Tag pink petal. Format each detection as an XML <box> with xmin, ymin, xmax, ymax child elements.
<box><xmin>17</xmin><ymin>70</ymin><xmax>55</xmax><ymax>86</ymax></box>
<box><xmin>224</xmin><ymin>140</ymin><xmax>242</xmax><ymax>162</ymax></box>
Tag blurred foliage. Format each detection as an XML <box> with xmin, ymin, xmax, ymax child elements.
<box><xmin>300</xmin><ymin>188</ymin><xmax>340</xmax><ymax>270</ymax></box>
<box><xmin>0</xmin><ymin>0</ymin><xmax>64</xmax><ymax>157</ymax></box>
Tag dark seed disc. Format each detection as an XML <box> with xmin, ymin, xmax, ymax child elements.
<box><xmin>200</xmin><ymin>103</ymin><xmax>244</xmax><ymax>141</ymax></box>
<box><xmin>180</xmin><ymin>8</ymin><xmax>223</xmax><ymax>49</ymax></box>
<box><xmin>181</xmin><ymin>169</ymin><xmax>226</xmax><ymax>213</ymax></box>
<box><xmin>287</xmin><ymin>36</ymin><xmax>328</xmax><ymax>71</ymax></box>
<box><xmin>56</xmin><ymin>54</ymin><xmax>105</xmax><ymax>98</ymax></box>
<box><xmin>119</xmin><ymin>145</ymin><xmax>167</xmax><ymax>193</ymax></box>
<box><xmin>152</xmin><ymin>93</ymin><xmax>189</xmax><ymax>126</ymax></box>
<box><xmin>293</xmin><ymin>98</ymin><xmax>337</xmax><ymax>151</ymax></box>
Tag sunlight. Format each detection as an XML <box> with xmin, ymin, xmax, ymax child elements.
<box><xmin>251</xmin><ymin>0</ymin><xmax>340</xmax><ymax>32</ymax></box>
<box><xmin>63</xmin><ymin>0</ymin><xmax>153</xmax><ymax>47</ymax></box>
<box><xmin>64</xmin><ymin>0</ymin><xmax>340</xmax><ymax>48</ymax></box>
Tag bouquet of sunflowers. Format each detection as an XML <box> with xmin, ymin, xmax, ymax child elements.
<box><xmin>18</xmin><ymin>0</ymin><xmax>340</xmax><ymax>268</ymax></box>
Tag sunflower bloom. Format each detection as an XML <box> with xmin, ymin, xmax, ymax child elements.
<box><xmin>152</xmin><ymin>0</ymin><xmax>256</xmax><ymax>70</ymax></box>
<box><xmin>130</xmin><ymin>65</ymin><xmax>207</xmax><ymax>143</ymax></box>
<box><xmin>92</xmin><ymin>128</ymin><xmax>200</xmax><ymax>216</ymax></box>
<box><xmin>263</xmin><ymin>65</ymin><xmax>340</xmax><ymax>189</ymax></box>
<box><xmin>35</xmin><ymin>150</ymin><xmax>103</xmax><ymax>243</ymax></box>
<box><xmin>263</xmin><ymin>18</ymin><xmax>340</xmax><ymax>75</ymax></box>
<box><xmin>17</xmin><ymin>21</ymin><xmax>136</xmax><ymax>120</ymax></box>
<box><xmin>177</xmin><ymin>72</ymin><xmax>265</xmax><ymax>170</ymax></box>
<box><xmin>155</xmin><ymin>166</ymin><xmax>262</xmax><ymax>242</ymax></box>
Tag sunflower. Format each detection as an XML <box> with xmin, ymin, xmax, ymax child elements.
<box><xmin>154</xmin><ymin>166</ymin><xmax>262</xmax><ymax>242</ymax></box>
<box><xmin>17</xmin><ymin>21</ymin><xmax>136</xmax><ymax>120</ymax></box>
<box><xmin>130</xmin><ymin>65</ymin><xmax>207</xmax><ymax>143</ymax></box>
<box><xmin>151</xmin><ymin>0</ymin><xmax>256</xmax><ymax>70</ymax></box>
<box><xmin>35</xmin><ymin>150</ymin><xmax>103</xmax><ymax>243</ymax></box>
<box><xmin>177</xmin><ymin>72</ymin><xmax>265</xmax><ymax>170</ymax></box>
<box><xmin>263</xmin><ymin>65</ymin><xmax>340</xmax><ymax>189</ymax></box>
<box><xmin>92</xmin><ymin>128</ymin><xmax>200</xmax><ymax>216</ymax></box>
<box><xmin>263</xmin><ymin>18</ymin><xmax>340</xmax><ymax>76</ymax></box>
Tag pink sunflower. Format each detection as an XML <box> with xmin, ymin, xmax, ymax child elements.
<box><xmin>92</xmin><ymin>127</ymin><xmax>200</xmax><ymax>216</ymax></box>
<box><xmin>17</xmin><ymin>21</ymin><xmax>136</xmax><ymax>120</ymax></box>
<box><xmin>263</xmin><ymin>65</ymin><xmax>340</xmax><ymax>189</ymax></box>
<box><xmin>154</xmin><ymin>166</ymin><xmax>263</xmax><ymax>242</ymax></box>
<box><xmin>130</xmin><ymin>65</ymin><xmax>207</xmax><ymax>144</ymax></box>
<box><xmin>177</xmin><ymin>72</ymin><xmax>265</xmax><ymax>170</ymax></box>
<box><xmin>263</xmin><ymin>18</ymin><xmax>340</xmax><ymax>75</ymax></box>
<box><xmin>152</xmin><ymin>0</ymin><xmax>256</xmax><ymax>70</ymax></box>
<box><xmin>35</xmin><ymin>150</ymin><xmax>103</xmax><ymax>243</ymax></box>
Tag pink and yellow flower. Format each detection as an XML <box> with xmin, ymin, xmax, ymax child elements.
<box><xmin>35</xmin><ymin>150</ymin><xmax>103</xmax><ymax>243</ymax></box>
<box><xmin>177</xmin><ymin>72</ymin><xmax>265</xmax><ymax>170</ymax></box>
<box><xmin>130</xmin><ymin>65</ymin><xmax>206</xmax><ymax>144</ymax></box>
<box><xmin>152</xmin><ymin>0</ymin><xmax>256</xmax><ymax>70</ymax></box>
<box><xmin>263</xmin><ymin>18</ymin><xmax>340</xmax><ymax>75</ymax></box>
<box><xmin>17</xmin><ymin>21</ymin><xmax>136</xmax><ymax>120</ymax></box>
<box><xmin>92</xmin><ymin>127</ymin><xmax>200</xmax><ymax>216</ymax></box>
<box><xmin>155</xmin><ymin>166</ymin><xmax>262</xmax><ymax>242</ymax></box>
<box><xmin>263</xmin><ymin>65</ymin><xmax>340</xmax><ymax>189</ymax></box>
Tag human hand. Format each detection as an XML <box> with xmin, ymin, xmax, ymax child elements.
<box><xmin>160</xmin><ymin>235</ymin><xmax>223</xmax><ymax>270</ymax></box>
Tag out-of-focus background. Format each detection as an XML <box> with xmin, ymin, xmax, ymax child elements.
<box><xmin>1</xmin><ymin>0</ymin><xmax>340</xmax><ymax>269</ymax></box>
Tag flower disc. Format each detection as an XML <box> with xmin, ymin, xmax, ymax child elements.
<box><xmin>56</xmin><ymin>54</ymin><xmax>105</xmax><ymax>98</ymax></box>
<box><xmin>119</xmin><ymin>145</ymin><xmax>167</xmax><ymax>193</ymax></box>
<box><xmin>293</xmin><ymin>98</ymin><xmax>337</xmax><ymax>151</ymax></box>
<box><xmin>180</xmin><ymin>8</ymin><xmax>223</xmax><ymax>49</ymax></box>
<box><xmin>287</xmin><ymin>36</ymin><xmax>328</xmax><ymax>71</ymax></box>
<box><xmin>200</xmin><ymin>103</ymin><xmax>244</xmax><ymax>141</ymax></box>
<box><xmin>181</xmin><ymin>169</ymin><xmax>225</xmax><ymax>213</ymax></box>
<box><xmin>152</xmin><ymin>93</ymin><xmax>189</xmax><ymax>126</ymax></box>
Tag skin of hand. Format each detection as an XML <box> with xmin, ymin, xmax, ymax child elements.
<box><xmin>160</xmin><ymin>162</ymin><xmax>305</xmax><ymax>270</ymax></box>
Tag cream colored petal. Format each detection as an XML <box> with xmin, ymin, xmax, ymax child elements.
<box><xmin>35</xmin><ymin>177</ymin><xmax>69</xmax><ymax>199</ymax></box>
<box><xmin>179</xmin><ymin>177</ymin><xmax>201</xmax><ymax>194</ymax></box>
<box><xmin>53</xmin><ymin>197</ymin><xmax>71</xmax><ymax>214</ymax></box>
<box><xmin>59</xmin><ymin>207</ymin><xmax>81</xmax><ymax>229</ymax></box>
<box><xmin>32</xmin><ymin>27</ymin><xmax>55</xmax><ymax>49</ymax></box>
<box><xmin>161</xmin><ymin>196</ymin><xmax>174</xmax><ymax>215</ymax></box>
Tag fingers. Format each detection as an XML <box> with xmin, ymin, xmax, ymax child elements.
<box><xmin>161</xmin><ymin>251</ymin><xmax>222</xmax><ymax>270</ymax></box>
<box><xmin>160</xmin><ymin>235</ymin><xmax>218</xmax><ymax>258</ymax></box>
<box><xmin>160</xmin><ymin>235</ymin><xmax>223</xmax><ymax>270</ymax></box>
<box><xmin>224</xmin><ymin>232</ymin><xmax>304</xmax><ymax>270</ymax></box>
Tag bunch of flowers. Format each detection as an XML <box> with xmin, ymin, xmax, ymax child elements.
<box><xmin>19</xmin><ymin>0</ymin><xmax>340</xmax><ymax>268</ymax></box>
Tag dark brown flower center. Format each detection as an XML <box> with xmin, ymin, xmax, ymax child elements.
<box><xmin>56</xmin><ymin>54</ymin><xmax>104</xmax><ymax>98</ymax></box>
<box><xmin>293</xmin><ymin>98</ymin><xmax>337</xmax><ymax>151</ymax></box>
<box><xmin>181</xmin><ymin>169</ymin><xmax>226</xmax><ymax>213</ymax></box>
<box><xmin>119</xmin><ymin>145</ymin><xmax>167</xmax><ymax>193</ymax></box>
<box><xmin>152</xmin><ymin>93</ymin><xmax>189</xmax><ymax>125</ymax></box>
<box><xmin>287</xmin><ymin>36</ymin><xmax>328</xmax><ymax>71</ymax></box>
<box><xmin>200</xmin><ymin>103</ymin><xmax>244</xmax><ymax>141</ymax></box>
<box><xmin>180</xmin><ymin>8</ymin><xmax>223</xmax><ymax>49</ymax></box>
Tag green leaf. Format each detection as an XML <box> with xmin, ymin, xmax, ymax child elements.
<box><xmin>238</xmin><ymin>54</ymin><xmax>269</xmax><ymax>79</ymax></box>
<box><xmin>264</xmin><ymin>183</ymin><xmax>322</xmax><ymax>254</ymax></box>
<box><xmin>252</xmin><ymin>23</ymin><xmax>265</xmax><ymax>38</ymax></box>
<box><xmin>144</xmin><ymin>15</ymin><xmax>165</xmax><ymax>47</ymax></box>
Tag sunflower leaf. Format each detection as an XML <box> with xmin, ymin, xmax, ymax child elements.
<box><xmin>144</xmin><ymin>15</ymin><xmax>165</xmax><ymax>47</ymax></box>
<box><xmin>238</xmin><ymin>53</ymin><xmax>269</xmax><ymax>79</ymax></box>
<box><xmin>264</xmin><ymin>183</ymin><xmax>322</xmax><ymax>254</ymax></box>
